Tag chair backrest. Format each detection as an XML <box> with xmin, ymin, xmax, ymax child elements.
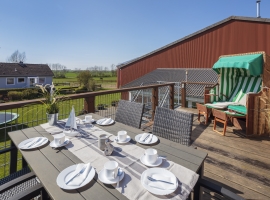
<box><xmin>115</xmin><ymin>100</ymin><xmax>145</xmax><ymax>129</ymax></box>
<box><xmin>152</xmin><ymin>106</ymin><xmax>194</xmax><ymax>146</ymax></box>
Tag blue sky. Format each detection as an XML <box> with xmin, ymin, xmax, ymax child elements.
<box><xmin>0</xmin><ymin>0</ymin><xmax>269</xmax><ymax>69</ymax></box>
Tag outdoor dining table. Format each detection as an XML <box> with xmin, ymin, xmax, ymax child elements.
<box><xmin>8</xmin><ymin>113</ymin><xmax>208</xmax><ymax>200</ymax></box>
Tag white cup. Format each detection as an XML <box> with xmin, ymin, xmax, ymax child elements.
<box><xmin>85</xmin><ymin>115</ymin><xmax>92</xmax><ymax>123</ymax></box>
<box><xmin>145</xmin><ymin>148</ymin><xmax>158</xmax><ymax>164</ymax></box>
<box><xmin>54</xmin><ymin>133</ymin><xmax>65</xmax><ymax>146</ymax></box>
<box><xmin>118</xmin><ymin>131</ymin><xmax>127</xmax><ymax>142</ymax></box>
<box><xmin>104</xmin><ymin>161</ymin><xmax>118</xmax><ymax>180</ymax></box>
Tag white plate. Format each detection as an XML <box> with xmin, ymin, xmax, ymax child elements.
<box><xmin>63</xmin><ymin>130</ymin><xmax>79</xmax><ymax>137</ymax></box>
<box><xmin>140</xmin><ymin>155</ymin><xmax>163</xmax><ymax>167</ymax></box>
<box><xmin>96</xmin><ymin>118</ymin><xmax>115</xmax><ymax>126</ymax></box>
<box><xmin>18</xmin><ymin>137</ymin><xmax>48</xmax><ymax>150</ymax></box>
<box><xmin>56</xmin><ymin>164</ymin><xmax>95</xmax><ymax>190</ymax></box>
<box><xmin>135</xmin><ymin>134</ymin><xmax>158</xmax><ymax>144</ymax></box>
<box><xmin>50</xmin><ymin>139</ymin><xmax>70</xmax><ymax>148</ymax></box>
<box><xmin>98</xmin><ymin>168</ymin><xmax>124</xmax><ymax>184</ymax></box>
<box><xmin>141</xmin><ymin>168</ymin><xmax>178</xmax><ymax>196</ymax></box>
<box><xmin>114</xmin><ymin>135</ymin><xmax>131</xmax><ymax>144</ymax></box>
<box><xmin>81</xmin><ymin>119</ymin><xmax>95</xmax><ymax>123</ymax></box>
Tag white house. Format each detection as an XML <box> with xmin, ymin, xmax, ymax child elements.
<box><xmin>0</xmin><ymin>62</ymin><xmax>54</xmax><ymax>89</ymax></box>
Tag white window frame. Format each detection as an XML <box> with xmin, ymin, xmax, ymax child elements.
<box><xmin>17</xmin><ymin>77</ymin><xmax>25</xmax><ymax>84</ymax></box>
<box><xmin>6</xmin><ymin>77</ymin><xmax>15</xmax><ymax>85</ymax></box>
<box><xmin>39</xmin><ymin>77</ymin><xmax>46</xmax><ymax>84</ymax></box>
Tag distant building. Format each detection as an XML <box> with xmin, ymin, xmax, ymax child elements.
<box><xmin>0</xmin><ymin>62</ymin><xmax>54</xmax><ymax>89</ymax></box>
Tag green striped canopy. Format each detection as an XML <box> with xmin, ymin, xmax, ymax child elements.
<box><xmin>213</xmin><ymin>54</ymin><xmax>263</xmax><ymax>76</ymax></box>
<box><xmin>209</xmin><ymin>54</ymin><xmax>263</xmax><ymax>104</ymax></box>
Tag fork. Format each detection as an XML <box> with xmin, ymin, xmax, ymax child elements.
<box><xmin>142</xmin><ymin>134</ymin><xmax>150</xmax><ymax>142</ymax></box>
<box><xmin>65</xmin><ymin>166</ymin><xmax>86</xmax><ymax>185</ymax></box>
<box><xmin>147</xmin><ymin>176</ymin><xmax>174</xmax><ymax>185</ymax></box>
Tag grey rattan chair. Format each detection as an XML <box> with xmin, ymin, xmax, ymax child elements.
<box><xmin>115</xmin><ymin>100</ymin><xmax>145</xmax><ymax>129</ymax></box>
<box><xmin>0</xmin><ymin>167</ymin><xmax>46</xmax><ymax>200</ymax></box>
<box><xmin>152</xmin><ymin>106</ymin><xmax>193</xmax><ymax>146</ymax></box>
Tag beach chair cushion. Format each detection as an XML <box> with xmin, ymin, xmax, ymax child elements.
<box><xmin>227</xmin><ymin>105</ymin><xmax>247</xmax><ymax>115</ymax></box>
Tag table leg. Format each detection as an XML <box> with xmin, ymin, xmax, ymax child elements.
<box><xmin>193</xmin><ymin>163</ymin><xmax>204</xmax><ymax>200</ymax></box>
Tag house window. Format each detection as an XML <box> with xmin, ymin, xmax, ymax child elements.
<box><xmin>7</xmin><ymin>78</ymin><xmax>15</xmax><ymax>85</ymax></box>
<box><xmin>39</xmin><ymin>77</ymin><xmax>46</xmax><ymax>84</ymax></box>
<box><xmin>18</xmin><ymin>77</ymin><xmax>25</xmax><ymax>83</ymax></box>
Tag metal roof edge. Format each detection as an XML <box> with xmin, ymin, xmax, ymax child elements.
<box><xmin>117</xmin><ymin>15</ymin><xmax>270</xmax><ymax>69</ymax></box>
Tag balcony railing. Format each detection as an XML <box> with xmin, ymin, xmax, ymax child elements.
<box><xmin>0</xmin><ymin>83</ymin><xmax>174</xmax><ymax>179</ymax></box>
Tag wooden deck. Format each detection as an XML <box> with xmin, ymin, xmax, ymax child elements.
<box><xmin>174</xmin><ymin>107</ymin><xmax>270</xmax><ymax>200</ymax></box>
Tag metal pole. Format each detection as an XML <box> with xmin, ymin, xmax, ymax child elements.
<box><xmin>257</xmin><ymin>0</ymin><xmax>261</xmax><ymax>18</ymax></box>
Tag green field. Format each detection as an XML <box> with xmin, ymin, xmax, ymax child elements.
<box><xmin>53</xmin><ymin>73</ymin><xmax>117</xmax><ymax>90</ymax></box>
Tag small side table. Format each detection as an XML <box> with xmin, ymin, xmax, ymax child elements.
<box><xmin>212</xmin><ymin>109</ymin><xmax>246</xmax><ymax>136</ymax></box>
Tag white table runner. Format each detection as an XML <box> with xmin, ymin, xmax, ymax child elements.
<box><xmin>41</xmin><ymin>121</ymin><xmax>199</xmax><ymax>200</ymax></box>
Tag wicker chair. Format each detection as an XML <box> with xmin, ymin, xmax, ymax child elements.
<box><xmin>115</xmin><ymin>100</ymin><xmax>145</xmax><ymax>129</ymax></box>
<box><xmin>152</xmin><ymin>107</ymin><xmax>193</xmax><ymax>146</ymax></box>
<box><xmin>0</xmin><ymin>167</ymin><xmax>46</xmax><ymax>200</ymax></box>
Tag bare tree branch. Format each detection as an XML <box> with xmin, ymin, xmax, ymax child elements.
<box><xmin>7</xmin><ymin>50</ymin><xmax>26</xmax><ymax>63</ymax></box>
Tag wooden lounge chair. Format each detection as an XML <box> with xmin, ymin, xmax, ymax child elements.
<box><xmin>115</xmin><ymin>100</ymin><xmax>145</xmax><ymax>129</ymax></box>
<box><xmin>152</xmin><ymin>106</ymin><xmax>193</xmax><ymax>146</ymax></box>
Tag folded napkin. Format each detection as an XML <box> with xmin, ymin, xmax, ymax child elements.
<box><xmin>21</xmin><ymin>137</ymin><xmax>41</xmax><ymax>149</ymax></box>
<box><xmin>146</xmin><ymin>174</ymin><xmax>177</xmax><ymax>190</ymax></box>
<box><xmin>100</xmin><ymin>118</ymin><xmax>113</xmax><ymax>125</ymax></box>
<box><xmin>140</xmin><ymin>133</ymin><xmax>151</xmax><ymax>142</ymax></box>
<box><xmin>31</xmin><ymin>137</ymin><xmax>46</xmax><ymax>148</ymax></box>
<box><xmin>67</xmin><ymin>163</ymin><xmax>92</xmax><ymax>186</ymax></box>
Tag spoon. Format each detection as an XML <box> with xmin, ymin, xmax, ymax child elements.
<box><xmin>116</xmin><ymin>168</ymin><xmax>123</xmax><ymax>188</ymax></box>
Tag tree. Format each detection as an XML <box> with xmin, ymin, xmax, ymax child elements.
<box><xmin>7</xmin><ymin>50</ymin><xmax>26</xmax><ymax>63</ymax></box>
<box><xmin>48</xmin><ymin>63</ymin><xmax>67</xmax><ymax>78</ymax></box>
<box><xmin>111</xmin><ymin>64</ymin><xmax>117</xmax><ymax>77</ymax></box>
<box><xmin>77</xmin><ymin>70</ymin><xmax>93</xmax><ymax>89</ymax></box>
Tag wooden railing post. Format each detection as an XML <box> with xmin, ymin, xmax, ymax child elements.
<box><xmin>181</xmin><ymin>83</ymin><xmax>186</xmax><ymax>108</ymax></box>
<box><xmin>169</xmin><ymin>84</ymin><xmax>174</xmax><ymax>109</ymax></box>
<box><xmin>152</xmin><ymin>87</ymin><xmax>158</xmax><ymax>120</ymax></box>
<box><xmin>10</xmin><ymin>141</ymin><xmax>18</xmax><ymax>174</ymax></box>
<box><xmin>84</xmin><ymin>96</ymin><xmax>95</xmax><ymax>113</ymax></box>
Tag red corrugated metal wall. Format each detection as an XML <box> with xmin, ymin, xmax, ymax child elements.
<box><xmin>118</xmin><ymin>20</ymin><xmax>270</xmax><ymax>87</ymax></box>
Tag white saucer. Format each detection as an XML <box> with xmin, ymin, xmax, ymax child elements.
<box><xmin>135</xmin><ymin>134</ymin><xmax>158</xmax><ymax>144</ymax></box>
<box><xmin>140</xmin><ymin>155</ymin><xmax>163</xmax><ymax>167</ymax></box>
<box><xmin>18</xmin><ymin>137</ymin><xmax>48</xmax><ymax>150</ymax></box>
<box><xmin>98</xmin><ymin>168</ymin><xmax>125</xmax><ymax>184</ymax></box>
<box><xmin>63</xmin><ymin>130</ymin><xmax>79</xmax><ymax>137</ymax></box>
<box><xmin>114</xmin><ymin>135</ymin><xmax>131</xmax><ymax>144</ymax></box>
<box><xmin>141</xmin><ymin>168</ymin><xmax>178</xmax><ymax>195</ymax></box>
<box><xmin>57</xmin><ymin>164</ymin><xmax>95</xmax><ymax>190</ymax></box>
<box><xmin>50</xmin><ymin>139</ymin><xmax>70</xmax><ymax>148</ymax></box>
<box><xmin>82</xmin><ymin>119</ymin><xmax>95</xmax><ymax>123</ymax></box>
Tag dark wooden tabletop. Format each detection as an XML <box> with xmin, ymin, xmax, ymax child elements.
<box><xmin>8</xmin><ymin>114</ymin><xmax>208</xmax><ymax>200</ymax></box>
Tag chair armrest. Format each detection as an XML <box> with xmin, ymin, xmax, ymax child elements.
<box><xmin>10</xmin><ymin>183</ymin><xmax>44</xmax><ymax>200</ymax></box>
<box><xmin>0</xmin><ymin>171</ymin><xmax>36</xmax><ymax>192</ymax></box>
<box><xmin>199</xmin><ymin>178</ymin><xmax>245</xmax><ymax>200</ymax></box>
